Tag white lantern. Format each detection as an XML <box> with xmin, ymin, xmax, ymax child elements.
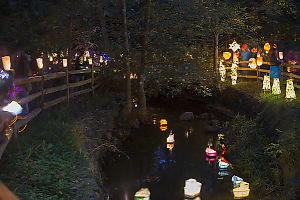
<box><xmin>229</xmin><ymin>41</ymin><xmax>240</xmax><ymax>52</ymax></box>
<box><xmin>63</xmin><ymin>59</ymin><xmax>68</xmax><ymax>67</ymax></box>
<box><xmin>248</xmin><ymin>58</ymin><xmax>257</xmax><ymax>69</ymax></box>
<box><xmin>2</xmin><ymin>56</ymin><xmax>11</xmax><ymax>71</ymax></box>
<box><xmin>184</xmin><ymin>179</ymin><xmax>202</xmax><ymax>198</ymax></box>
<box><xmin>2</xmin><ymin>101</ymin><xmax>23</xmax><ymax>116</ymax></box>
<box><xmin>263</xmin><ymin>75</ymin><xmax>271</xmax><ymax>91</ymax></box>
<box><xmin>36</xmin><ymin>58</ymin><xmax>43</xmax><ymax>69</ymax></box>
<box><xmin>272</xmin><ymin>78</ymin><xmax>281</xmax><ymax>95</ymax></box>
<box><xmin>88</xmin><ymin>58</ymin><xmax>92</xmax><ymax>65</ymax></box>
<box><xmin>219</xmin><ymin>60</ymin><xmax>226</xmax><ymax>81</ymax></box>
<box><xmin>279</xmin><ymin>52</ymin><xmax>284</xmax><ymax>60</ymax></box>
<box><xmin>286</xmin><ymin>79</ymin><xmax>296</xmax><ymax>99</ymax></box>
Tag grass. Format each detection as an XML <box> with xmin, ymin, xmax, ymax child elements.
<box><xmin>0</xmin><ymin>92</ymin><xmax>117</xmax><ymax>200</ymax></box>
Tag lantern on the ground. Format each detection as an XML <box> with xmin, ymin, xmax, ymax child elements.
<box><xmin>286</xmin><ymin>79</ymin><xmax>296</xmax><ymax>99</ymax></box>
<box><xmin>248</xmin><ymin>58</ymin><xmax>257</xmax><ymax>69</ymax></box>
<box><xmin>223</xmin><ymin>52</ymin><xmax>231</xmax><ymax>60</ymax></box>
<box><xmin>134</xmin><ymin>188</ymin><xmax>150</xmax><ymax>200</ymax></box>
<box><xmin>233</xmin><ymin>53</ymin><xmax>239</xmax><ymax>63</ymax></box>
<box><xmin>264</xmin><ymin>43</ymin><xmax>270</xmax><ymax>54</ymax></box>
<box><xmin>263</xmin><ymin>75</ymin><xmax>271</xmax><ymax>92</ymax></box>
<box><xmin>36</xmin><ymin>58</ymin><xmax>43</xmax><ymax>69</ymax></box>
<box><xmin>279</xmin><ymin>52</ymin><xmax>284</xmax><ymax>60</ymax></box>
<box><xmin>229</xmin><ymin>41</ymin><xmax>240</xmax><ymax>52</ymax></box>
<box><xmin>231</xmin><ymin>63</ymin><xmax>238</xmax><ymax>85</ymax></box>
<box><xmin>49</xmin><ymin>56</ymin><xmax>53</xmax><ymax>62</ymax></box>
<box><xmin>251</xmin><ymin>48</ymin><xmax>257</xmax><ymax>53</ymax></box>
<box><xmin>233</xmin><ymin>181</ymin><xmax>250</xmax><ymax>198</ymax></box>
<box><xmin>219</xmin><ymin>60</ymin><xmax>226</xmax><ymax>81</ymax></box>
<box><xmin>88</xmin><ymin>58</ymin><xmax>92</xmax><ymax>65</ymax></box>
<box><xmin>63</xmin><ymin>59</ymin><xmax>68</xmax><ymax>67</ymax></box>
<box><xmin>257</xmin><ymin>56</ymin><xmax>263</xmax><ymax>66</ymax></box>
<box><xmin>272</xmin><ymin>78</ymin><xmax>281</xmax><ymax>95</ymax></box>
<box><xmin>2</xmin><ymin>56</ymin><xmax>11</xmax><ymax>71</ymax></box>
<box><xmin>184</xmin><ymin>179</ymin><xmax>202</xmax><ymax>198</ymax></box>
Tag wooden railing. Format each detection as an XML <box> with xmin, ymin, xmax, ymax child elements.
<box><xmin>0</xmin><ymin>66</ymin><xmax>102</xmax><ymax>158</ymax></box>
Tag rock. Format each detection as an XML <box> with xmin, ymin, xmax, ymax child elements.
<box><xmin>205</xmin><ymin>125</ymin><xmax>219</xmax><ymax>134</ymax></box>
<box><xmin>179</xmin><ymin>112</ymin><xmax>194</xmax><ymax>121</ymax></box>
<box><xmin>198</xmin><ymin>113</ymin><xmax>209</xmax><ymax>120</ymax></box>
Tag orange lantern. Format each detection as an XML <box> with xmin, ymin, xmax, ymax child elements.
<box><xmin>88</xmin><ymin>58</ymin><xmax>92</xmax><ymax>65</ymax></box>
<box><xmin>279</xmin><ymin>52</ymin><xmax>283</xmax><ymax>60</ymax></box>
<box><xmin>223</xmin><ymin>52</ymin><xmax>232</xmax><ymax>60</ymax></box>
<box><xmin>257</xmin><ymin>56</ymin><xmax>263</xmax><ymax>66</ymax></box>
<box><xmin>2</xmin><ymin>56</ymin><xmax>11</xmax><ymax>71</ymax></box>
<box><xmin>264</xmin><ymin>43</ymin><xmax>270</xmax><ymax>53</ymax></box>
<box><xmin>63</xmin><ymin>59</ymin><xmax>68</xmax><ymax>67</ymax></box>
<box><xmin>251</xmin><ymin>48</ymin><xmax>257</xmax><ymax>53</ymax></box>
<box><xmin>36</xmin><ymin>58</ymin><xmax>43</xmax><ymax>69</ymax></box>
<box><xmin>160</xmin><ymin>126</ymin><xmax>167</xmax><ymax>131</ymax></box>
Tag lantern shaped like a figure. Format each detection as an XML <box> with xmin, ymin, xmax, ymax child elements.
<box><xmin>63</xmin><ymin>59</ymin><xmax>68</xmax><ymax>68</ymax></box>
<box><xmin>257</xmin><ymin>56</ymin><xmax>263</xmax><ymax>66</ymax></box>
<box><xmin>36</xmin><ymin>58</ymin><xmax>43</xmax><ymax>69</ymax></box>
<box><xmin>167</xmin><ymin>131</ymin><xmax>175</xmax><ymax>143</ymax></box>
<box><xmin>205</xmin><ymin>147</ymin><xmax>217</xmax><ymax>157</ymax></box>
<box><xmin>2</xmin><ymin>56</ymin><xmax>11</xmax><ymax>71</ymax></box>
<box><xmin>231</xmin><ymin>63</ymin><xmax>238</xmax><ymax>85</ymax></box>
<box><xmin>272</xmin><ymin>78</ymin><xmax>281</xmax><ymax>95</ymax></box>
<box><xmin>88</xmin><ymin>58</ymin><xmax>92</xmax><ymax>65</ymax></box>
<box><xmin>184</xmin><ymin>179</ymin><xmax>202</xmax><ymax>198</ymax></box>
<box><xmin>286</xmin><ymin>79</ymin><xmax>296</xmax><ymax>99</ymax></box>
<box><xmin>248</xmin><ymin>58</ymin><xmax>257</xmax><ymax>69</ymax></box>
<box><xmin>279</xmin><ymin>52</ymin><xmax>284</xmax><ymax>60</ymax></box>
<box><xmin>219</xmin><ymin>60</ymin><xmax>226</xmax><ymax>81</ymax></box>
<box><xmin>263</xmin><ymin>75</ymin><xmax>271</xmax><ymax>92</ymax></box>
<box><xmin>223</xmin><ymin>52</ymin><xmax>231</xmax><ymax>60</ymax></box>
<box><xmin>233</xmin><ymin>181</ymin><xmax>250</xmax><ymax>198</ymax></box>
<box><xmin>229</xmin><ymin>41</ymin><xmax>240</xmax><ymax>52</ymax></box>
<box><xmin>264</xmin><ymin>43</ymin><xmax>271</xmax><ymax>54</ymax></box>
<box><xmin>134</xmin><ymin>188</ymin><xmax>150</xmax><ymax>200</ymax></box>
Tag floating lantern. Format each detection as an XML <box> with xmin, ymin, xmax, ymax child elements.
<box><xmin>167</xmin><ymin>133</ymin><xmax>175</xmax><ymax>143</ymax></box>
<box><xmin>272</xmin><ymin>78</ymin><xmax>281</xmax><ymax>95</ymax></box>
<box><xmin>257</xmin><ymin>56</ymin><xmax>263</xmax><ymax>66</ymax></box>
<box><xmin>279</xmin><ymin>52</ymin><xmax>284</xmax><ymax>60</ymax></box>
<box><xmin>233</xmin><ymin>181</ymin><xmax>250</xmax><ymax>198</ymax></box>
<box><xmin>134</xmin><ymin>188</ymin><xmax>150</xmax><ymax>200</ymax></box>
<box><xmin>36</xmin><ymin>58</ymin><xmax>43</xmax><ymax>69</ymax></box>
<box><xmin>263</xmin><ymin>75</ymin><xmax>271</xmax><ymax>91</ymax></box>
<box><xmin>229</xmin><ymin>41</ymin><xmax>240</xmax><ymax>52</ymax></box>
<box><xmin>184</xmin><ymin>179</ymin><xmax>202</xmax><ymax>198</ymax></box>
<box><xmin>264</xmin><ymin>43</ymin><xmax>270</xmax><ymax>54</ymax></box>
<box><xmin>88</xmin><ymin>58</ymin><xmax>92</xmax><ymax>65</ymax></box>
<box><xmin>223</xmin><ymin>52</ymin><xmax>231</xmax><ymax>60</ymax></box>
<box><xmin>2</xmin><ymin>101</ymin><xmax>23</xmax><ymax>116</ymax></box>
<box><xmin>2</xmin><ymin>56</ymin><xmax>11</xmax><ymax>71</ymax></box>
<box><xmin>248</xmin><ymin>58</ymin><xmax>257</xmax><ymax>69</ymax></box>
<box><xmin>232</xmin><ymin>175</ymin><xmax>244</xmax><ymax>187</ymax></box>
<box><xmin>160</xmin><ymin>119</ymin><xmax>167</xmax><ymax>126</ymax></box>
<box><xmin>63</xmin><ymin>59</ymin><xmax>68</xmax><ymax>67</ymax></box>
<box><xmin>286</xmin><ymin>79</ymin><xmax>296</xmax><ymax>99</ymax></box>
<box><xmin>205</xmin><ymin>147</ymin><xmax>217</xmax><ymax>157</ymax></box>
<box><xmin>218</xmin><ymin>160</ymin><xmax>230</xmax><ymax>170</ymax></box>
<box><xmin>219</xmin><ymin>60</ymin><xmax>226</xmax><ymax>81</ymax></box>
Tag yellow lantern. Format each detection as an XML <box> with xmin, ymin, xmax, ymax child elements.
<box><xmin>223</xmin><ymin>52</ymin><xmax>231</xmax><ymax>60</ymax></box>
<box><xmin>88</xmin><ymin>58</ymin><xmax>92</xmax><ymax>65</ymax></box>
<box><xmin>263</xmin><ymin>75</ymin><xmax>271</xmax><ymax>92</ymax></box>
<box><xmin>167</xmin><ymin>143</ymin><xmax>174</xmax><ymax>151</ymax></box>
<box><xmin>233</xmin><ymin>182</ymin><xmax>250</xmax><ymax>198</ymax></box>
<box><xmin>286</xmin><ymin>79</ymin><xmax>296</xmax><ymax>99</ymax></box>
<box><xmin>63</xmin><ymin>59</ymin><xmax>68</xmax><ymax>67</ymax></box>
<box><xmin>279</xmin><ymin>52</ymin><xmax>283</xmax><ymax>60</ymax></box>
<box><xmin>160</xmin><ymin>119</ymin><xmax>168</xmax><ymax>126</ymax></box>
<box><xmin>231</xmin><ymin>63</ymin><xmax>238</xmax><ymax>85</ymax></box>
<box><xmin>257</xmin><ymin>56</ymin><xmax>263</xmax><ymax>66</ymax></box>
<box><xmin>272</xmin><ymin>78</ymin><xmax>281</xmax><ymax>95</ymax></box>
<box><xmin>160</xmin><ymin>126</ymin><xmax>167</xmax><ymax>131</ymax></box>
<box><xmin>2</xmin><ymin>56</ymin><xmax>11</xmax><ymax>71</ymax></box>
<box><xmin>36</xmin><ymin>58</ymin><xmax>43</xmax><ymax>69</ymax></box>
<box><xmin>100</xmin><ymin>56</ymin><xmax>103</xmax><ymax>63</ymax></box>
<box><xmin>264</xmin><ymin>43</ymin><xmax>270</xmax><ymax>53</ymax></box>
<box><xmin>49</xmin><ymin>56</ymin><xmax>53</xmax><ymax>62</ymax></box>
<box><xmin>248</xmin><ymin>58</ymin><xmax>257</xmax><ymax>69</ymax></box>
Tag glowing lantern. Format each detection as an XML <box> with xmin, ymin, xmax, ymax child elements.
<box><xmin>184</xmin><ymin>179</ymin><xmax>202</xmax><ymax>198</ymax></box>
<box><xmin>36</xmin><ymin>58</ymin><xmax>43</xmax><ymax>69</ymax></box>
<box><xmin>132</xmin><ymin>98</ymin><xmax>138</xmax><ymax>108</ymax></box>
<box><xmin>84</xmin><ymin>50</ymin><xmax>90</xmax><ymax>58</ymax></box>
<box><xmin>273</xmin><ymin>44</ymin><xmax>277</xmax><ymax>49</ymax></box>
<box><xmin>257</xmin><ymin>56</ymin><xmax>263</xmax><ymax>66</ymax></box>
<box><xmin>251</xmin><ymin>48</ymin><xmax>257</xmax><ymax>53</ymax></box>
<box><xmin>49</xmin><ymin>56</ymin><xmax>53</xmax><ymax>62</ymax></box>
<box><xmin>134</xmin><ymin>188</ymin><xmax>150</xmax><ymax>200</ymax></box>
<box><xmin>88</xmin><ymin>58</ymin><xmax>92</xmax><ymax>65</ymax></box>
<box><xmin>248</xmin><ymin>58</ymin><xmax>257</xmax><ymax>69</ymax></box>
<box><xmin>286</xmin><ymin>79</ymin><xmax>296</xmax><ymax>99</ymax></box>
<box><xmin>63</xmin><ymin>59</ymin><xmax>68</xmax><ymax>68</ymax></box>
<box><xmin>263</xmin><ymin>75</ymin><xmax>271</xmax><ymax>92</ymax></box>
<box><xmin>205</xmin><ymin>157</ymin><xmax>217</xmax><ymax>162</ymax></box>
<box><xmin>233</xmin><ymin>52</ymin><xmax>239</xmax><ymax>64</ymax></box>
<box><xmin>0</xmin><ymin>70</ymin><xmax>9</xmax><ymax>80</ymax></box>
<box><xmin>233</xmin><ymin>182</ymin><xmax>250</xmax><ymax>198</ymax></box>
<box><xmin>84</xmin><ymin>56</ymin><xmax>87</xmax><ymax>61</ymax></box>
<box><xmin>229</xmin><ymin>41</ymin><xmax>240</xmax><ymax>52</ymax></box>
<box><xmin>219</xmin><ymin>60</ymin><xmax>226</xmax><ymax>81</ymax></box>
<box><xmin>2</xmin><ymin>56</ymin><xmax>11</xmax><ymax>71</ymax></box>
<box><xmin>160</xmin><ymin>119</ymin><xmax>167</xmax><ymax>126</ymax></box>
<box><xmin>100</xmin><ymin>56</ymin><xmax>103</xmax><ymax>63</ymax></box>
<box><xmin>272</xmin><ymin>78</ymin><xmax>281</xmax><ymax>95</ymax></box>
<box><xmin>160</xmin><ymin>126</ymin><xmax>167</xmax><ymax>131</ymax></box>
<box><xmin>232</xmin><ymin>176</ymin><xmax>244</xmax><ymax>187</ymax></box>
<box><xmin>167</xmin><ymin>133</ymin><xmax>175</xmax><ymax>143</ymax></box>
<box><xmin>218</xmin><ymin>170</ymin><xmax>229</xmax><ymax>177</ymax></box>
<box><xmin>218</xmin><ymin>160</ymin><xmax>230</xmax><ymax>170</ymax></box>
<box><xmin>279</xmin><ymin>52</ymin><xmax>284</xmax><ymax>60</ymax></box>
<box><xmin>167</xmin><ymin>143</ymin><xmax>174</xmax><ymax>151</ymax></box>
<box><xmin>223</xmin><ymin>52</ymin><xmax>231</xmax><ymax>60</ymax></box>
<box><xmin>205</xmin><ymin>147</ymin><xmax>217</xmax><ymax>157</ymax></box>
<box><xmin>264</xmin><ymin>43</ymin><xmax>270</xmax><ymax>53</ymax></box>
<box><xmin>2</xmin><ymin>101</ymin><xmax>23</xmax><ymax>116</ymax></box>
<box><xmin>231</xmin><ymin>63</ymin><xmax>238</xmax><ymax>85</ymax></box>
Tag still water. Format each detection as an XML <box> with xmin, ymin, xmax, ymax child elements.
<box><xmin>103</xmin><ymin>107</ymin><xmax>243</xmax><ymax>200</ymax></box>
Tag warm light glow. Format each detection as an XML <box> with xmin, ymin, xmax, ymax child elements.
<box><xmin>233</xmin><ymin>53</ymin><xmax>239</xmax><ymax>63</ymax></box>
<box><xmin>134</xmin><ymin>188</ymin><xmax>150</xmax><ymax>199</ymax></box>
<box><xmin>257</xmin><ymin>56</ymin><xmax>263</xmax><ymax>66</ymax></box>
<box><xmin>184</xmin><ymin>179</ymin><xmax>202</xmax><ymax>198</ymax></box>
<box><xmin>2</xmin><ymin>101</ymin><xmax>23</xmax><ymax>116</ymax></box>
<box><xmin>63</xmin><ymin>59</ymin><xmax>68</xmax><ymax>67</ymax></box>
<box><xmin>100</xmin><ymin>56</ymin><xmax>103</xmax><ymax>63</ymax></box>
<box><xmin>160</xmin><ymin>126</ymin><xmax>167</xmax><ymax>131</ymax></box>
<box><xmin>218</xmin><ymin>160</ymin><xmax>230</xmax><ymax>170</ymax></box>
<box><xmin>286</xmin><ymin>79</ymin><xmax>296</xmax><ymax>99</ymax></box>
<box><xmin>233</xmin><ymin>182</ymin><xmax>250</xmax><ymax>198</ymax></box>
<box><xmin>229</xmin><ymin>41</ymin><xmax>240</xmax><ymax>52</ymax></box>
<box><xmin>264</xmin><ymin>43</ymin><xmax>270</xmax><ymax>53</ymax></box>
<box><xmin>84</xmin><ymin>50</ymin><xmax>90</xmax><ymax>58</ymax></box>
<box><xmin>272</xmin><ymin>78</ymin><xmax>281</xmax><ymax>95</ymax></box>
<box><xmin>205</xmin><ymin>147</ymin><xmax>217</xmax><ymax>157</ymax></box>
<box><xmin>232</xmin><ymin>175</ymin><xmax>243</xmax><ymax>186</ymax></box>
<box><xmin>248</xmin><ymin>58</ymin><xmax>257</xmax><ymax>69</ymax></box>
<box><xmin>263</xmin><ymin>75</ymin><xmax>271</xmax><ymax>91</ymax></box>
<box><xmin>167</xmin><ymin>133</ymin><xmax>175</xmax><ymax>143</ymax></box>
<box><xmin>36</xmin><ymin>58</ymin><xmax>43</xmax><ymax>69</ymax></box>
<box><xmin>160</xmin><ymin>119</ymin><xmax>168</xmax><ymax>126</ymax></box>
<box><xmin>2</xmin><ymin>56</ymin><xmax>11</xmax><ymax>71</ymax></box>
<box><xmin>88</xmin><ymin>58</ymin><xmax>92</xmax><ymax>65</ymax></box>
<box><xmin>231</xmin><ymin>63</ymin><xmax>238</xmax><ymax>85</ymax></box>
<box><xmin>279</xmin><ymin>52</ymin><xmax>283</xmax><ymax>60</ymax></box>
<box><xmin>223</xmin><ymin>52</ymin><xmax>231</xmax><ymax>60</ymax></box>
<box><xmin>167</xmin><ymin>143</ymin><xmax>174</xmax><ymax>151</ymax></box>
<box><xmin>49</xmin><ymin>56</ymin><xmax>53</xmax><ymax>62</ymax></box>
<box><xmin>219</xmin><ymin>60</ymin><xmax>226</xmax><ymax>81</ymax></box>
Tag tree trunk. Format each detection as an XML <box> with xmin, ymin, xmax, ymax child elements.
<box><xmin>98</xmin><ymin>2</ymin><xmax>109</xmax><ymax>50</ymax></box>
<box><xmin>67</xmin><ymin>14</ymin><xmax>72</xmax><ymax>68</ymax></box>
<box><xmin>214</xmin><ymin>31</ymin><xmax>219</xmax><ymax>72</ymax></box>
<box><xmin>138</xmin><ymin>0</ymin><xmax>151</xmax><ymax>117</ymax></box>
<box><xmin>121</xmin><ymin>0</ymin><xmax>132</xmax><ymax>116</ymax></box>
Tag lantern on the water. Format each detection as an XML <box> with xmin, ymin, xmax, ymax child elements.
<box><xmin>264</xmin><ymin>43</ymin><xmax>270</xmax><ymax>53</ymax></box>
<box><xmin>286</xmin><ymin>79</ymin><xmax>296</xmax><ymax>99</ymax></box>
<box><xmin>279</xmin><ymin>52</ymin><xmax>284</xmax><ymax>60</ymax></box>
<box><xmin>257</xmin><ymin>56</ymin><xmax>263</xmax><ymax>66</ymax></box>
<box><xmin>233</xmin><ymin>181</ymin><xmax>250</xmax><ymax>198</ymax></box>
<box><xmin>223</xmin><ymin>52</ymin><xmax>231</xmax><ymax>60</ymax></box>
<box><xmin>272</xmin><ymin>78</ymin><xmax>281</xmax><ymax>95</ymax></box>
<box><xmin>263</xmin><ymin>75</ymin><xmax>271</xmax><ymax>92</ymax></box>
<box><xmin>63</xmin><ymin>59</ymin><xmax>68</xmax><ymax>67</ymax></box>
<box><xmin>88</xmin><ymin>58</ymin><xmax>92</xmax><ymax>65</ymax></box>
<box><xmin>184</xmin><ymin>179</ymin><xmax>202</xmax><ymax>198</ymax></box>
<box><xmin>2</xmin><ymin>56</ymin><xmax>11</xmax><ymax>71</ymax></box>
<box><xmin>134</xmin><ymin>188</ymin><xmax>150</xmax><ymax>200</ymax></box>
<box><xmin>36</xmin><ymin>58</ymin><xmax>43</xmax><ymax>69</ymax></box>
<box><xmin>219</xmin><ymin>61</ymin><xmax>226</xmax><ymax>81</ymax></box>
<box><xmin>248</xmin><ymin>58</ymin><xmax>257</xmax><ymax>69</ymax></box>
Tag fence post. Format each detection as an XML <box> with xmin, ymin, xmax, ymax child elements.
<box><xmin>91</xmin><ymin>64</ymin><xmax>94</xmax><ymax>96</ymax></box>
<box><xmin>40</xmin><ymin>75</ymin><xmax>45</xmax><ymax>109</ymax></box>
<box><xmin>66</xmin><ymin>67</ymin><xmax>70</xmax><ymax>102</ymax></box>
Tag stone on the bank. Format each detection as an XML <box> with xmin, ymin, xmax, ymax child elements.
<box><xmin>179</xmin><ymin>112</ymin><xmax>194</xmax><ymax>121</ymax></box>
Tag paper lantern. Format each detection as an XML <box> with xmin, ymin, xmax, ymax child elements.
<box><xmin>251</xmin><ymin>48</ymin><xmax>257</xmax><ymax>53</ymax></box>
<box><xmin>219</xmin><ymin>61</ymin><xmax>226</xmax><ymax>81</ymax></box>
<box><xmin>286</xmin><ymin>79</ymin><xmax>296</xmax><ymax>99</ymax></box>
<box><xmin>167</xmin><ymin>143</ymin><xmax>174</xmax><ymax>151</ymax></box>
<box><xmin>84</xmin><ymin>56</ymin><xmax>87</xmax><ymax>61</ymax></box>
<box><xmin>84</xmin><ymin>50</ymin><xmax>90</xmax><ymax>58</ymax></box>
<box><xmin>49</xmin><ymin>56</ymin><xmax>53</xmax><ymax>62</ymax></box>
<box><xmin>263</xmin><ymin>75</ymin><xmax>271</xmax><ymax>91</ymax></box>
<box><xmin>100</xmin><ymin>56</ymin><xmax>103</xmax><ymax>63</ymax></box>
<box><xmin>257</xmin><ymin>56</ymin><xmax>263</xmax><ymax>66</ymax></box>
<box><xmin>184</xmin><ymin>179</ymin><xmax>202</xmax><ymax>198</ymax></box>
<box><xmin>279</xmin><ymin>52</ymin><xmax>283</xmax><ymax>60</ymax></box>
<box><xmin>272</xmin><ymin>78</ymin><xmax>281</xmax><ymax>95</ymax></box>
<box><xmin>218</xmin><ymin>160</ymin><xmax>230</xmax><ymax>170</ymax></box>
<box><xmin>2</xmin><ymin>101</ymin><xmax>23</xmax><ymax>116</ymax></box>
<box><xmin>233</xmin><ymin>53</ymin><xmax>239</xmax><ymax>63</ymax></box>
<box><xmin>264</xmin><ymin>43</ymin><xmax>270</xmax><ymax>53</ymax></box>
<box><xmin>88</xmin><ymin>58</ymin><xmax>92</xmax><ymax>65</ymax></box>
<box><xmin>232</xmin><ymin>175</ymin><xmax>244</xmax><ymax>186</ymax></box>
<box><xmin>160</xmin><ymin>119</ymin><xmax>167</xmax><ymax>126</ymax></box>
<box><xmin>134</xmin><ymin>188</ymin><xmax>150</xmax><ymax>200</ymax></box>
<box><xmin>63</xmin><ymin>59</ymin><xmax>68</xmax><ymax>67</ymax></box>
<box><xmin>231</xmin><ymin>63</ymin><xmax>238</xmax><ymax>85</ymax></box>
<box><xmin>167</xmin><ymin>133</ymin><xmax>175</xmax><ymax>143</ymax></box>
<box><xmin>2</xmin><ymin>56</ymin><xmax>11</xmax><ymax>71</ymax></box>
<box><xmin>233</xmin><ymin>182</ymin><xmax>250</xmax><ymax>198</ymax></box>
<box><xmin>205</xmin><ymin>147</ymin><xmax>217</xmax><ymax>157</ymax></box>
<box><xmin>223</xmin><ymin>52</ymin><xmax>231</xmax><ymax>60</ymax></box>
<box><xmin>248</xmin><ymin>58</ymin><xmax>257</xmax><ymax>69</ymax></box>
<box><xmin>229</xmin><ymin>41</ymin><xmax>240</xmax><ymax>52</ymax></box>
<box><xmin>36</xmin><ymin>58</ymin><xmax>43</xmax><ymax>69</ymax></box>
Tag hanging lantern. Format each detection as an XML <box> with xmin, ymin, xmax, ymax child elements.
<box><xmin>286</xmin><ymin>79</ymin><xmax>296</xmax><ymax>99</ymax></box>
<box><xmin>279</xmin><ymin>52</ymin><xmax>284</xmax><ymax>60</ymax></box>
<box><xmin>88</xmin><ymin>58</ymin><xmax>92</xmax><ymax>65</ymax></box>
<box><xmin>36</xmin><ymin>58</ymin><xmax>43</xmax><ymax>69</ymax></box>
<box><xmin>257</xmin><ymin>56</ymin><xmax>263</xmax><ymax>66</ymax></box>
<box><xmin>233</xmin><ymin>182</ymin><xmax>250</xmax><ymax>198</ymax></box>
<box><xmin>223</xmin><ymin>52</ymin><xmax>231</xmax><ymax>60</ymax></box>
<box><xmin>233</xmin><ymin>53</ymin><xmax>239</xmax><ymax>63</ymax></box>
<box><xmin>2</xmin><ymin>56</ymin><xmax>11</xmax><ymax>71</ymax></box>
<box><xmin>272</xmin><ymin>78</ymin><xmax>281</xmax><ymax>95</ymax></box>
<box><xmin>264</xmin><ymin>43</ymin><xmax>271</xmax><ymax>54</ymax></box>
<box><xmin>248</xmin><ymin>58</ymin><xmax>257</xmax><ymax>69</ymax></box>
<box><xmin>219</xmin><ymin>61</ymin><xmax>226</xmax><ymax>81</ymax></box>
<box><xmin>160</xmin><ymin>119</ymin><xmax>168</xmax><ymax>126</ymax></box>
<box><xmin>184</xmin><ymin>179</ymin><xmax>202</xmax><ymax>198</ymax></box>
<box><xmin>63</xmin><ymin>59</ymin><xmax>68</xmax><ymax>67</ymax></box>
<box><xmin>251</xmin><ymin>48</ymin><xmax>257</xmax><ymax>53</ymax></box>
<box><xmin>263</xmin><ymin>75</ymin><xmax>271</xmax><ymax>91</ymax></box>
<box><xmin>229</xmin><ymin>41</ymin><xmax>240</xmax><ymax>52</ymax></box>
<box><xmin>167</xmin><ymin>143</ymin><xmax>174</xmax><ymax>151</ymax></box>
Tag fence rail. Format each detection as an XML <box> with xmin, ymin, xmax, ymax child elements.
<box><xmin>0</xmin><ymin>66</ymin><xmax>102</xmax><ymax>159</ymax></box>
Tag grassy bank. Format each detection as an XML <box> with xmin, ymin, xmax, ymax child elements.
<box><xmin>0</xmin><ymin>92</ymin><xmax>117</xmax><ymax>200</ymax></box>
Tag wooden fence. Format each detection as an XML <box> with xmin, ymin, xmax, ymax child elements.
<box><xmin>0</xmin><ymin>66</ymin><xmax>102</xmax><ymax>159</ymax></box>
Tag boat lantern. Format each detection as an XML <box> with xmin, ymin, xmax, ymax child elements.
<box><xmin>263</xmin><ymin>75</ymin><xmax>271</xmax><ymax>92</ymax></box>
<box><xmin>272</xmin><ymin>78</ymin><xmax>281</xmax><ymax>95</ymax></box>
<box><xmin>184</xmin><ymin>179</ymin><xmax>202</xmax><ymax>198</ymax></box>
<box><xmin>233</xmin><ymin>181</ymin><xmax>250</xmax><ymax>198</ymax></box>
<box><xmin>2</xmin><ymin>56</ymin><xmax>11</xmax><ymax>71</ymax></box>
<box><xmin>223</xmin><ymin>52</ymin><xmax>231</xmax><ymax>60</ymax></box>
<box><xmin>134</xmin><ymin>188</ymin><xmax>150</xmax><ymax>200</ymax></box>
<box><xmin>286</xmin><ymin>79</ymin><xmax>296</xmax><ymax>99</ymax></box>
<box><xmin>264</xmin><ymin>43</ymin><xmax>270</xmax><ymax>54</ymax></box>
<box><xmin>63</xmin><ymin>59</ymin><xmax>68</xmax><ymax>68</ymax></box>
<box><xmin>248</xmin><ymin>58</ymin><xmax>257</xmax><ymax>69</ymax></box>
<box><xmin>257</xmin><ymin>56</ymin><xmax>263</xmax><ymax>66</ymax></box>
<box><xmin>88</xmin><ymin>58</ymin><xmax>92</xmax><ymax>65</ymax></box>
<box><xmin>279</xmin><ymin>52</ymin><xmax>284</xmax><ymax>60</ymax></box>
<box><xmin>36</xmin><ymin>58</ymin><xmax>43</xmax><ymax>69</ymax></box>
<box><xmin>232</xmin><ymin>175</ymin><xmax>244</xmax><ymax>187</ymax></box>
<box><xmin>229</xmin><ymin>41</ymin><xmax>240</xmax><ymax>52</ymax></box>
